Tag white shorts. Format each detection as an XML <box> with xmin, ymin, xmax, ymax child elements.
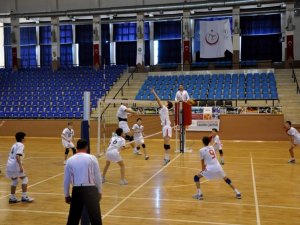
<box><xmin>62</xmin><ymin>140</ymin><xmax>75</xmax><ymax>149</ymax></box>
<box><xmin>119</xmin><ymin>121</ymin><xmax>130</xmax><ymax>134</ymax></box>
<box><xmin>106</xmin><ymin>150</ymin><xmax>122</xmax><ymax>163</ymax></box>
<box><xmin>134</xmin><ymin>138</ymin><xmax>145</xmax><ymax>146</ymax></box>
<box><xmin>293</xmin><ymin>138</ymin><xmax>300</xmax><ymax>145</ymax></box>
<box><xmin>162</xmin><ymin>125</ymin><xmax>172</xmax><ymax>138</ymax></box>
<box><xmin>200</xmin><ymin>165</ymin><xmax>226</xmax><ymax>180</ymax></box>
<box><xmin>6</xmin><ymin>170</ymin><xmax>26</xmax><ymax>178</ymax></box>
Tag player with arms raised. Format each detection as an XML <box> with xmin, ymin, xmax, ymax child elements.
<box><xmin>193</xmin><ymin>136</ymin><xmax>241</xmax><ymax>200</ymax></box>
<box><xmin>284</xmin><ymin>121</ymin><xmax>300</xmax><ymax>163</ymax></box>
<box><xmin>151</xmin><ymin>88</ymin><xmax>173</xmax><ymax>165</ymax></box>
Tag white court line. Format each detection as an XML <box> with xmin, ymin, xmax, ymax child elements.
<box><xmin>0</xmin><ymin>172</ymin><xmax>64</xmax><ymax>200</ymax></box>
<box><xmin>107</xmin><ymin>215</ymin><xmax>243</xmax><ymax>225</ymax></box>
<box><xmin>250</xmin><ymin>153</ymin><xmax>261</xmax><ymax>225</ymax></box>
<box><xmin>0</xmin><ymin>208</ymin><xmax>68</xmax><ymax>215</ymax></box>
<box><xmin>102</xmin><ymin>154</ymin><xmax>181</xmax><ymax>219</ymax></box>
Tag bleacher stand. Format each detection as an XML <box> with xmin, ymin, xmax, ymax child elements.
<box><xmin>0</xmin><ymin>65</ymin><xmax>127</xmax><ymax>119</ymax></box>
<box><xmin>136</xmin><ymin>72</ymin><xmax>278</xmax><ymax>102</ymax></box>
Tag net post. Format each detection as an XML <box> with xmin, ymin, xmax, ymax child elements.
<box><xmin>97</xmin><ymin>98</ymin><xmax>101</xmax><ymax>157</ymax></box>
<box><xmin>179</xmin><ymin>101</ymin><xmax>185</xmax><ymax>153</ymax></box>
<box><xmin>81</xmin><ymin>92</ymin><xmax>90</xmax><ymax>153</ymax></box>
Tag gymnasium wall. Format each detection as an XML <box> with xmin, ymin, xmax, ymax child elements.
<box><xmin>0</xmin><ymin>114</ymin><xmax>287</xmax><ymax>141</ymax></box>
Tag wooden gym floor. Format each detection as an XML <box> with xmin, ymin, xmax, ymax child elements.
<box><xmin>0</xmin><ymin>137</ymin><xmax>300</xmax><ymax>225</ymax></box>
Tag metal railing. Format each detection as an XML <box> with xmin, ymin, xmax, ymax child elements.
<box><xmin>100</xmin><ymin>68</ymin><xmax>136</xmax><ymax>119</ymax></box>
<box><xmin>290</xmin><ymin>62</ymin><xmax>300</xmax><ymax>94</ymax></box>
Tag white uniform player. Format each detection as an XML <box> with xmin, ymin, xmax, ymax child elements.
<box><xmin>193</xmin><ymin>136</ymin><xmax>241</xmax><ymax>200</ymax></box>
<box><xmin>6</xmin><ymin>132</ymin><xmax>33</xmax><ymax>204</ymax></box>
<box><xmin>61</xmin><ymin>122</ymin><xmax>76</xmax><ymax>165</ymax></box>
<box><xmin>199</xmin><ymin>146</ymin><xmax>225</xmax><ymax>180</ymax></box>
<box><xmin>102</xmin><ymin>128</ymin><xmax>128</xmax><ymax>185</ymax></box>
<box><xmin>132</xmin><ymin>118</ymin><xmax>149</xmax><ymax>160</ymax></box>
<box><xmin>175</xmin><ymin>87</ymin><xmax>190</xmax><ymax>102</ymax></box>
<box><xmin>117</xmin><ymin>104</ymin><xmax>130</xmax><ymax>134</ymax></box>
<box><xmin>151</xmin><ymin>88</ymin><xmax>173</xmax><ymax>165</ymax></box>
<box><xmin>211</xmin><ymin>128</ymin><xmax>225</xmax><ymax>165</ymax></box>
<box><xmin>6</xmin><ymin>142</ymin><xmax>26</xmax><ymax>178</ymax></box>
<box><xmin>106</xmin><ymin>135</ymin><xmax>126</xmax><ymax>163</ymax></box>
<box><xmin>285</xmin><ymin>121</ymin><xmax>300</xmax><ymax>163</ymax></box>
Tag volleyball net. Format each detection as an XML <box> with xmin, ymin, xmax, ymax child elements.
<box><xmin>95</xmin><ymin>98</ymin><xmax>191</xmax><ymax>157</ymax></box>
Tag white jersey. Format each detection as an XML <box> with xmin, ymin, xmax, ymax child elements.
<box><xmin>287</xmin><ymin>127</ymin><xmax>300</xmax><ymax>144</ymax></box>
<box><xmin>62</xmin><ymin>128</ymin><xmax>75</xmax><ymax>142</ymax></box>
<box><xmin>6</xmin><ymin>142</ymin><xmax>24</xmax><ymax>172</ymax></box>
<box><xmin>175</xmin><ymin>90</ymin><xmax>190</xmax><ymax>102</ymax></box>
<box><xmin>211</xmin><ymin>135</ymin><xmax>223</xmax><ymax>150</ymax></box>
<box><xmin>200</xmin><ymin>146</ymin><xmax>220</xmax><ymax>168</ymax></box>
<box><xmin>159</xmin><ymin>106</ymin><xmax>171</xmax><ymax>127</ymax></box>
<box><xmin>132</xmin><ymin>124</ymin><xmax>144</xmax><ymax>140</ymax></box>
<box><xmin>117</xmin><ymin>105</ymin><xmax>128</xmax><ymax>120</ymax></box>
<box><xmin>107</xmin><ymin>136</ymin><xmax>126</xmax><ymax>152</ymax></box>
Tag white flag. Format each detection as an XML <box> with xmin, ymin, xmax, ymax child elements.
<box><xmin>200</xmin><ymin>19</ymin><xmax>233</xmax><ymax>58</ymax></box>
<box><xmin>136</xmin><ymin>39</ymin><xmax>144</xmax><ymax>65</ymax></box>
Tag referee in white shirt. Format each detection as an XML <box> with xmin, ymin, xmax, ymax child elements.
<box><xmin>175</xmin><ymin>84</ymin><xmax>190</xmax><ymax>102</ymax></box>
<box><xmin>64</xmin><ymin>139</ymin><xmax>102</xmax><ymax>225</ymax></box>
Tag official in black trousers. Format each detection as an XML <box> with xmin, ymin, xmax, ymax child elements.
<box><xmin>64</xmin><ymin>139</ymin><xmax>102</xmax><ymax>225</ymax></box>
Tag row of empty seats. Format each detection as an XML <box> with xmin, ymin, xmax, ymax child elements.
<box><xmin>136</xmin><ymin>72</ymin><xmax>279</xmax><ymax>101</ymax></box>
<box><xmin>0</xmin><ymin>65</ymin><xmax>127</xmax><ymax>119</ymax></box>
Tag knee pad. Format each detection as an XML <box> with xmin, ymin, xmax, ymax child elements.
<box><xmin>125</xmin><ymin>135</ymin><xmax>134</xmax><ymax>141</ymax></box>
<box><xmin>164</xmin><ymin>144</ymin><xmax>170</xmax><ymax>150</ymax></box>
<box><xmin>142</xmin><ymin>144</ymin><xmax>146</xmax><ymax>148</ymax></box>
<box><xmin>22</xmin><ymin>177</ymin><xmax>28</xmax><ymax>185</ymax></box>
<box><xmin>72</xmin><ymin>148</ymin><xmax>76</xmax><ymax>155</ymax></box>
<box><xmin>11</xmin><ymin>179</ymin><xmax>18</xmax><ymax>187</ymax></box>
<box><xmin>194</xmin><ymin>175</ymin><xmax>200</xmax><ymax>182</ymax></box>
<box><xmin>65</xmin><ymin>148</ymin><xmax>70</xmax><ymax>155</ymax></box>
<box><xmin>219</xmin><ymin>150</ymin><xmax>223</xmax><ymax>155</ymax></box>
<box><xmin>225</xmin><ymin>178</ymin><xmax>232</xmax><ymax>185</ymax></box>
<box><xmin>137</xmin><ymin>146</ymin><xmax>140</xmax><ymax>150</ymax></box>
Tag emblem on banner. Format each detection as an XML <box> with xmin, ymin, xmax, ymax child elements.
<box><xmin>205</xmin><ymin>29</ymin><xmax>219</xmax><ymax>46</ymax></box>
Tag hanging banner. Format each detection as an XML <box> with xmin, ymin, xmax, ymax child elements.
<box><xmin>12</xmin><ymin>47</ymin><xmax>18</xmax><ymax>68</ymax></box>
<box><xmin>286</xmin><ymin>35</ymin><xmax>294</xmax><ymax>60</ymax></box>
<box><xmin>93</xmin><ymin>44</ymin><xmax>100</xmax><ymax>67</ymax></box>
<box><xmin>200</xmin><ymin>19</ymin><xmax>233</xmax><ymax>58</ymax></box>
<box><xmin>52</xmin><ymin>45</ymin><xmax>58</xmax><ymax>61</ymax></box>
<box><xmin>136</xmin><ymin>39</ymin><xmax>144</xmax><ymax>65</ymax></box>
<box><xmin>187</xmin><ymin>107</ymin><xmax>220</xmax><ymax>131</ymax></box>
<box><xmin>183</xmin><ymin>40</ymin><xmax>190</xmax><ymax>64</ymax></box>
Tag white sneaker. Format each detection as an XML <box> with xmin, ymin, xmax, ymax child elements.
<box><xmin>163</xmin><ymin>159</ymin><xmax>170</xmax><ymax>166</ymax></box>
<box><xmin>288</xmin><ymin>158</ymin><xmax>296</xmax><ymax>164</ymax></box>
<box><xmin>145</xmin><ymin>155</ymin><xmax>150</xmax><ymax>160</ymax></box>
<box><xmin>9</xmin><ymin>197</ymin><xmax>20</xmax><ymax>204</ymax></box>
<box><xmin>120</xmin><ymin>179</ymin><xmax>128</xmax><ymax>185</ymax></box>
<box><xmin>133</xmin><ymin>150</ymin><xmax>142</xmax><ymax>155</ymax></box>
<box><xmin>21</xmin><ymin>196</ymin><xmax>34</xmax><ymax>203</ymax></box>
<box><xmin>192</xmin><ymin>194</ymin><xmax>203</xmax><ymax>200</ymax></box>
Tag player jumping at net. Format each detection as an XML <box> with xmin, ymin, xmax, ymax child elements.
<box><xmin>61</xmin><ymin>122</ymin><xmax>76</xmax><ymax>165</ymax></box>
<box><xmin>151</xmin><ymin>88</ymin><xmax>173</xmax><ymax>166</ymax></box>
<box><xmin>284</xmin><ymin>121</ymin><xmax>300</xmax><ymax>164</ymax></box>
<box><xmin>132</xmin><ymin>118</ymin><xmax>149</xmax><ymax>160</ymax></box>
<box><xmin>117</xmin><ymin>102</ymin><xmax>139</xmax><ymax>154</ymax></box>
<box><xmin>210</xmin><ymin>128</ymin><xmax>225</xmax><ymax>165</ymax></box>
<box><xmin>193</xmin><ymin>136</ymin><xmax>241</xmax><ymax>200</ymax></box>
<box><xmin>6</xmin><ymin>132</ymin><xmax>34</xmax><ymax>203</ymax></box>
<box><xmin>102</xmin><ymin>128</ymin><xmax>128</xmax><ymax>185</ymax></box>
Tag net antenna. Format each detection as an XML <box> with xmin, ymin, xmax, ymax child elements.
<box><xmin>175</xmin><ymin>101</ymin><xmax>193</xmax><ymax>153</ymax></box>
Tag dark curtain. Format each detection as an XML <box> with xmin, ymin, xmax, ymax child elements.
<box><xmin>241</xmin><ymin>34</ymin><xmax>282</xmax><ymax>62</ymax></box>
<box><xmin>158</xmin><ymin>39</ymin><xmax>181</xmax><ymax>64</ymax></box>
<box><xmin>60</xmin><ymin>44</ymin><xmax>73</xmax><ymax>66</ymax></box>
<box><xmin>144</xmin><ymin>22</ymin><xmax>150</xmax><ymax>40</ymax></box>
<box><xmin>145</xmin><ymin>40</ymin><xmax>150</xmax><ymax>66</ymax></box>
<box><xmin>20</xmin><ymin>45</ymin><xmax>37</xmax><ymax>68</ymax></box>
<box><xmin>60</xmin><ymin>25</ymin><xmax>73</xmax><ymax>44</ymax></box>
<box><xmin>76</xmin><ymin>24</ymin><xmax>93</xmax><ymax>66</ymax></box>
<box><xmin>40</xmin><ymin>26</ymin><xmax>51</xmax><ymax>67</ymax></box>
<box><xmin>154</xmin><ymin>21</ymin><xmax>181</xmax><ymax>40</ymax></box>
<box><xmin>101</xmin><ymin>24</ymin><xmax>110</xmax><ymax>65</ymax></box>
<box><xmin>240</xmin><ymin>14</ymin><xmax>282</xmax><ymax>62</ymax></box>
<box><xmin>4</xmin><ymin>25</ymin><xmax>12</xmax><ymax>68</ymax></box>
<box><xmin>40</xmin><ymin>45</ymin><xmax>51</xmax><ymax>67</ymax></box>
<box><xmin>113</xmin><ymin>23</ymin><xmax>136</xmax><ymax>41</ymax></box>
<box><xmin>20</xmin><ymin>27</ymin><xmax>37</xmax><ymax>45</ymax></box>
<box><xmin>116</xmin><ymin>41</ymin><xmax>137</xmax><ymax>66</ymax></box>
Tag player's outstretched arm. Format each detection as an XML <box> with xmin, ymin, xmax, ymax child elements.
<box><xmin>125</xmin><ymin>108</ymin><xmax>138</xmax><ymax>114</ymax></box>
<box><xmin>151</xmin><ymin>88</ymin><xmax>163</xmax><ymax>108</ymax></box>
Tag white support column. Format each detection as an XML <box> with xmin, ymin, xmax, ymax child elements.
<box><xmin>11</xmin><ymin>18</ymin><xmax>20</xmax><ymax>70</ymax></box>
<box><xmin>149</xmin><ymin>21</ymin><xmax>154</xmax><ymax>65</ymax></box>
<box><xmin>232</xmin><ymin>6</ymin><xmax>240</xmax><ymax>69</ymax></box>
<box><xmin>0</xmin><ymin>22</ymin><xmax>5</xmax><ymax>67</ymax></box>
<box><xmin>51</xmin><ymin>17</ymin><xmax>60</xmax><ymax>70</ymax></box>
<box><xmin>93</xmin><ymin>16</ymin><xmax>101</xmax><ymax>69</ymax></box>
<box><xmin>36</xmin><ymin>22</ymin><xmax>40</xmax><ymax>67</ymax></box>
<box><xmin>136</xmin><ymin>13</ymin><xmax>145</xmax><ymax>66</ymax></box>
<box><xmin>191</xmin><ymin>19</ymin><xmax>195</xmax><ymax>62</ymax></box>
<box><xmin>109</xmin><ymin>23</ymin><xmax>116</xmax><ymax>65</ymax></box>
